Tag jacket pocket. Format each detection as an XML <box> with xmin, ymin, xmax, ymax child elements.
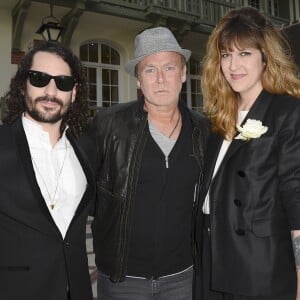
<box><xmin>0</xmin><ymin>266</ymin><xmax>30</xmax><ymax>271</ymax></box>
<box><xmin>252</xmin><ymin>217</ymin><xmax>288</xmax><ymax>237</ymax></box>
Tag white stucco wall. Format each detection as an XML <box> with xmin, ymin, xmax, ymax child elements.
<box><xmin>68</xmin><ymin>10</ymin><xmax>149</xmax><ymax>102</ymax></box>
<box><xmin>0</xmin><ymin>2</ymin><xmax>150</xmax><ymax>105</ymax></box>
<box><xmin>0</xmin><ymin>1</ymin><xmax>209</xmax><ymax>107</ymax></box>
<box><xmin>0</xmin><ymin>8</ymin><xmax>18</xmax><ymax>98</ymax></box>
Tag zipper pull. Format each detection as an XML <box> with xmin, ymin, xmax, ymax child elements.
<box><xmin>165</xmin><ymin>156</ymin><xmax>169</xmax><ymax>168</ymax></box>
<box><xmin>193</xmin><ymin>183</ymin><xmax>198</xmax><ymax>203</ymax></box>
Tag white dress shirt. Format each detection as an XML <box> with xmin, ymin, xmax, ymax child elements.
<box><xmin>202</xmin><ymin>110</ymin><xmax>248</xmax><ymax>214</ymax></box>
<box><xmin>22</xmin><ymin>115</ymin><xmax>87</xmax><ymax>238</ymax></box>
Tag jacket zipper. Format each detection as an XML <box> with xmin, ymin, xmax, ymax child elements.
<box><xmin>165</xmin><ymin>156</ymin><xmax>169</xmax><ymax>168</ymax></box>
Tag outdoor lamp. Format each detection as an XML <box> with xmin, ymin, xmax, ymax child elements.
<box><xmin>36</xmin><ymin>4</ymin><xmax>63</xmax><ymax>41</ymax></box>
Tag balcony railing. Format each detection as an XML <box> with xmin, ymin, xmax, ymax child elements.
<box><xmin>86</xmin><ymin>0</ymin><xmax>289</xmax><ymax>31</ymax></box>
<box><xmin>34</xmin><ymin>0</ymin><xmax>290</xmax><ymax>32</ymax></box>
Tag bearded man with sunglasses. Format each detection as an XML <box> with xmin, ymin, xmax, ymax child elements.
<box><xmin>0</xmin><ymin>41</ymin><xmax>95</xmax><ymax>300</ymax></box>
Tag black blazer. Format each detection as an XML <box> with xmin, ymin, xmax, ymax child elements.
<box><xmin>0</xmin><ymin>118</ymin><xmax>95</xmax><ymax>300</ymax></box>
<box><xmin>197</xmin><ymin>90</ymin><xmax>300</xmax><ymax>297</ymax></box>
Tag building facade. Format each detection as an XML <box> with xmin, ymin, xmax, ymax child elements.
<box><xmin>0</xmin><ymin>1</ymin><xmax>299</xmax><ymax>297</ymax></box>
<box><xmin>0</xmin><ymin>0</ymin><xmax>299</xmax><ymax>119</ymax></box>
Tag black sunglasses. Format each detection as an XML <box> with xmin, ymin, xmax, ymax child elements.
<box><xmin>27</xmin><ymin>70</ymin><xmax>76</xmax><ymax>92</ymax></box>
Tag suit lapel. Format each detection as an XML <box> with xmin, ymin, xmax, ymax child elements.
<box><xmin>11</xmin><ymin>118</ymin><xmax>61</xmax><ymax>237</ymax></box>
<box><xmin>203</xmin><ymin>133</ymin><xmax>223</xmax><ymax>193</ymax></box>
<box><xmin>219</xmin><ymin>90</ymin><xmax>273</xmax><ymax>167</ymax></box>
<box><xmin>11</xmin><ymin>120</ymin><xmax>95</xmax><ymax>236</ymax></box>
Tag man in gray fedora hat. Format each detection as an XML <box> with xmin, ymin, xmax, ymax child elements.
<box><xmin>89</xmin><ymin>26</ymin><xmax>209</xmax><ymax>300</ymax></box>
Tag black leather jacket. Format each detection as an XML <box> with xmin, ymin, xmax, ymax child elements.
<box><xmin>89</xmin><ymin>98</ymin><xmax>210</xmax><ymax>282</ymax></box>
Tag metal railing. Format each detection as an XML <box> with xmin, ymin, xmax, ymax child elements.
<box><xmin>96</xmin><ymin>0</ymin><xmax>289</xmax><ymax>28</ymax></box>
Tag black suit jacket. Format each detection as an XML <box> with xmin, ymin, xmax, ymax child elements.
<box><xmin>0</xmin><ymin>118</ymin><xmax>95</xmax><ymax>300</ymax></box>
<box><xmin>197</xmin><ymin>90</ymin><xmax>300</xmax><ymax>297</ymax></box>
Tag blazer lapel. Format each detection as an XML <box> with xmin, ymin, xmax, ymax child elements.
<box><xmin>219</xmin><ymin>90</ymin><xmax>273</xmax><ymax>167</ymax></box>
<box><xmin>203</xmin><ymin>133</ymin><xmax>223</xmax><ymax>193</ymax></box>
<box><xmin>11</xmin><ymin>119</ymin><xmax>61</xmax><ymax>237</ymax></box>
<box><xmin>10</xmin><ymin>119</ymin><xmax>95</xmax><ymax>238</ymax></box>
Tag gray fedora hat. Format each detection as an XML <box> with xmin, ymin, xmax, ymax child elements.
<box><xmin>125</xmin><ymin>27</ymin><xmax>191</xmax><ymax>76</ymax></box>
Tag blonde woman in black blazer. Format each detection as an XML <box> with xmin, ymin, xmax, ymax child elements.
<box><xmin>195</xmin><ymin>7</ymin><xmax>300</xmax><ymax>300</ymax></box>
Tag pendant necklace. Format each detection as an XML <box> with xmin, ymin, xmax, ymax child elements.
<box><xmin>168</xmin><ymin>113</ymin><xmax>181</xmax><ymax>138</ymax></box>
<box><xmin>32</xmin><ymin>138</ymin><xmax>68</xmax><ymax>210</ymax></box>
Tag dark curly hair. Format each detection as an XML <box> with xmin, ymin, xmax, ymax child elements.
<box><xmin>3</xmin><ymin>41</ymin><xmax>89</xmax><ymax>137</ymax></box>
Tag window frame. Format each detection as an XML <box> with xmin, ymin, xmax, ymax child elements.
<box><xmin>80</xmin><ymin>41</ymin><xmax>121</xmax><ymax>108</ymax></box>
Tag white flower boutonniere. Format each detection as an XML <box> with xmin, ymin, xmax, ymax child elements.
<box><xmin>235</xmin><ymin>119</ymin><xmax>268</xmax><ymax>141</ymax></box>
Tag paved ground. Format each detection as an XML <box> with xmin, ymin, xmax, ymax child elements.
<box><xmin>86</xmin><ymin>216</ymin><xmax>98</xmax><ymax>299</ymax></box>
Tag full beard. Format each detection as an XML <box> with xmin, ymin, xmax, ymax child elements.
<box><xmin>25</xmin><ymin>94</ymin><xmax>72</xmax><ymax>124</ymax></box>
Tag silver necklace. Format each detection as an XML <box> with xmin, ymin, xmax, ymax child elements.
<box><xmin>32</xmin><ymin>138</ymin><xmax>68</xmax><ymax>210</ymax></box>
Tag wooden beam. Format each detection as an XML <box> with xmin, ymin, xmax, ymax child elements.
<box><xmin>12</xmin><ymin>0</ymin><xmax>32</xmax><ymax>50</ymax></box>
<box><xmin>28</xmin><ymin>0</ymin><xmax>292</xmax><ymax>35</ymax></box>
<box><xmin>60</xmin><ymin>0</ymin><xmax>86</xmax><ymax>46</ymax></box>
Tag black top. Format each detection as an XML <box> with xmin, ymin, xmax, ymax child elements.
<box><xmin>90</xmin><ymin>98</ymin><xmax>210</xmax><ymax>282</ymax></box>
<box><xmin>127</xmin><ymin>109</ymin><xmax>199</xmax><ymax>278</ymax></box>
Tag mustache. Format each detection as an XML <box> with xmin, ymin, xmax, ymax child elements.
<box><xmin>34</xmin><ymin>96</ymin><xmax>63</xmax><ymax>106</ymax></box>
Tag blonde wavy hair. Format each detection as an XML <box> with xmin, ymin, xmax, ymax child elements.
<box><xmin>201</xmin><ymin>6</ymin><xmax>300</xmax><ymax>139</ymax></box>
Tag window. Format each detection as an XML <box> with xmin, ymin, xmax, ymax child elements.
<box><xmin>181</xmin><ymin>58</ymin><xmax>203</xmax><ymax>112</ymax></box>
<box><xmin>248</xmin><ymin>0</ymin><xmax>260</xmax><ymax>9</ymax></box>
<box><xmin>80</xmin><ymin>42</ymin><xmax>120</xmax><ymax>108</ymax></box>
<box><xmin>268</xmin><ymin>0</ymin><xmax>279</xmax><ymax>16</ymax></box>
